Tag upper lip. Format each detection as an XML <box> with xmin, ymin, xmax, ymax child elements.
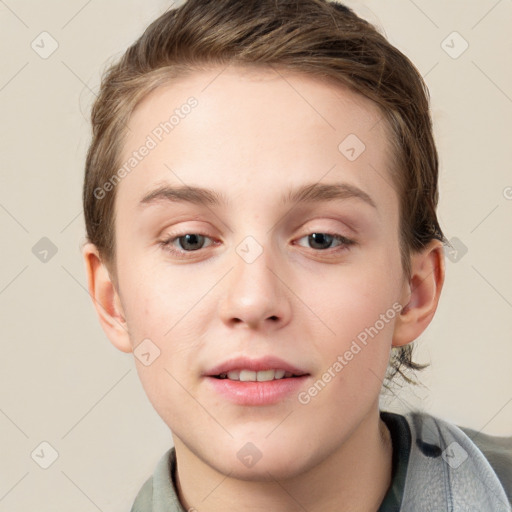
<box><xmin>204</xmin><ymin>356</ymin><xmax>309</xmax><ymax>377</ymax></box>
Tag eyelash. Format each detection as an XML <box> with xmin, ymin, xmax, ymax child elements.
<box><xmin>158</xmin><ymin>231</ymin><xmax>356</xmax><ymax>258</ymax></box>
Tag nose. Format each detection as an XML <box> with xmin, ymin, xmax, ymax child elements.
<box><xmin>218</xmin><ymin>242</ymin><xmax>292</xmax><ymax>330</ymax></box>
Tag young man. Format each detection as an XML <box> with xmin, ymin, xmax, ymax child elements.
<box><xmin>81</xmin><ymin>1</ymin><xmax>511</xmax><ymax>510</ymax></box>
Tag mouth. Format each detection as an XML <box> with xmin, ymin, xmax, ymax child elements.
<box><xmin>204</xmin><ymin>356</ymin><xmax>310</xmax><ymax>406</ymax></box>
<box><xmin>212</xmin><ymin>369</ymin><xmax>306</xmax><ymax>381</ymax></box>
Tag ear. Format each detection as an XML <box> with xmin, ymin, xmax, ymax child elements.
<box><xmin>82</xmin><ymin>242</ymin><xmax>133</xmax><ymax>353</ymax></box>
<box><xmin>392</xmin><ymin>239</ymin><xmax>445</xmax><ymax>347</ymax></box>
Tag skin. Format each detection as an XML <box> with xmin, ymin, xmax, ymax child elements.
<box><xmin>83</xmin><ymin>65</ymin><xmax>445</xmax><ymax>511</ymax></box>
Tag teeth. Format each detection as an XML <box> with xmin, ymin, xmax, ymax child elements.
<box><xmin>219</xmin><ymin>369</ymin><xmax>291</xmax><ymax>381</ymax></box>
<box><xmin>256</xmin><ymin>370</ymin><xmax>275</xmax><ymax>382</ymax></box>
<box><xmin>239</xmin><ymin>370</ymin><xmax>257</xmax><ymax>382</ymax></box>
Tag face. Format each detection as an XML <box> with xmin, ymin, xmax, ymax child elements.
<box><xmin>112</xmin><ymin>66</ymin><xmax>406</xmax><ymax>479</ymax></box>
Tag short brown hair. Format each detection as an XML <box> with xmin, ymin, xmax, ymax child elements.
<box><xmin>83</xmin><ymin>0</ymin><xmax>445</xmax><ymax>385</ymax></box>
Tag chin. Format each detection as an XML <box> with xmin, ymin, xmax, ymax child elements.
<box><xmin>200</xmin><ymin>438</ymin><xmax>320</xmax><ymax>482</ymax></box>
<box><xmin>216</xmin><ymin>456</ymin><xmax>308</xmax><ymax>482</ymax></box>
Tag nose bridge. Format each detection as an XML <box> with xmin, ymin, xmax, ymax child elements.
<box><xmin>232</xmin><ymin>234</ymin><xmax>279</xmax><ymax>300</ymax></box>
<box><xmin>219</xmin><ymin>234</ymin><xmax>290</xmax><ymax>327</ymax></box>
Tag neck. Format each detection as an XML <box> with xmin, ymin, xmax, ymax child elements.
<box><xmin>174</xmin><ymin>409</ymin><xmax>393</xmax><ymax>512</ymax></box>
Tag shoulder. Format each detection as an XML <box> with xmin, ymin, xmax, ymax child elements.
<box><xmin>130</xmin><ymin>475</ymin><xmax>153</xmax><ymax>512</ymax></box>
<box><xmin>400</xmin><ymin>410</ymin><xmax>511</xmax><ymax>511</ymax></box>
<box><xmin>130</xmin><ymin>448</ymin><xmax>184</xmax><ymax>512</ymax></box>
<box><xmin>458</xmin><ymin>423</ymin><xmax>512</xmax><ymax>505</ymax></box>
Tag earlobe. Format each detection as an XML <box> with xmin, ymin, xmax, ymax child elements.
<box><xmin>82</xmin><ymin>243</ymin><xmax>133</xmax><ymax>353</ymax></box>
<box><xmin>392</xmin><ymin>240</ymin><xmax>445</xmax><ymax>347</ymax></box>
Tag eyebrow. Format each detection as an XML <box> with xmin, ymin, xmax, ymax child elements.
<box><xmin>139</xmin><ymin>181</ymin><xmax>376</xmax><ymax>209</ymax></box>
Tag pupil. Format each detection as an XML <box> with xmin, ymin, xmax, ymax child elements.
<box><xmin>309</xmin><ymin>233</ymin><xmax>333</xmax><ymax>250</ymax></box>
<box><xmin>180</xmin><ymin>234</ymin><xmax>203</xmax><ymax>251</ymax></box>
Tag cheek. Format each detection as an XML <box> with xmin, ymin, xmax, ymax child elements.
<box><xmin>304</xmin><ymin>287</ymin><xmax>399</xmax><ymax>415</ymax></box>
<box><xmin>118</xmin><ymin>262</ymin><xmax>191</xmax><ymax>339</ymax></box>
<box><xmin>308</xmin><ymin>252</ymin><xmax>402</xmax><ymax>331</ymax></box>
<box><xmin>125</xmin><ymin>283</ymin><xmax>205</xmax><ymax>421</ymax></box>
<box><xmin>302</xmin><ymin>247</ymin><xmax>403</xmax><ymax>377</ymax></box>
<box><xmin>316</xmin><ymin>289</ymin><xmax>398</xmax><ymax>377</ymax></box>
<box><xmin>120</xmin><ymin>268</ymin><xmax>212</xmax><ymax>375</ymax></box>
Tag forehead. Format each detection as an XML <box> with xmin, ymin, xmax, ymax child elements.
<box><xmin>117</xmin><ymin>65</ymin><xmax>396</xmax><ymax>214</ymax></box>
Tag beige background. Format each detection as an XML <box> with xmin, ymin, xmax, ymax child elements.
<box><xmin>1</xmin><ymin>0</ymin><xmax>511</xmax><ymax>510</ymax></box>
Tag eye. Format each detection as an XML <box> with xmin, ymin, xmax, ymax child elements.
<box><xmin>159</xmin><ymin>233</ymin><xmax>215</xmax><ymax>256</ymax></box>
<box><xmin>158</xmin><ymin>231</ymin><xmax>355</xmax><ymax>259</ymax></box>
<box><xmin>295</xmin><ymin>232</ymin><xmax>355</xmax><ymax>251</ymax></box>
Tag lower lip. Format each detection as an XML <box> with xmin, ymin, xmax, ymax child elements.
<box><xmin>205</xmin><ymin>376</ymin><xmax>309</xmax><ymax>406</ymax></box>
